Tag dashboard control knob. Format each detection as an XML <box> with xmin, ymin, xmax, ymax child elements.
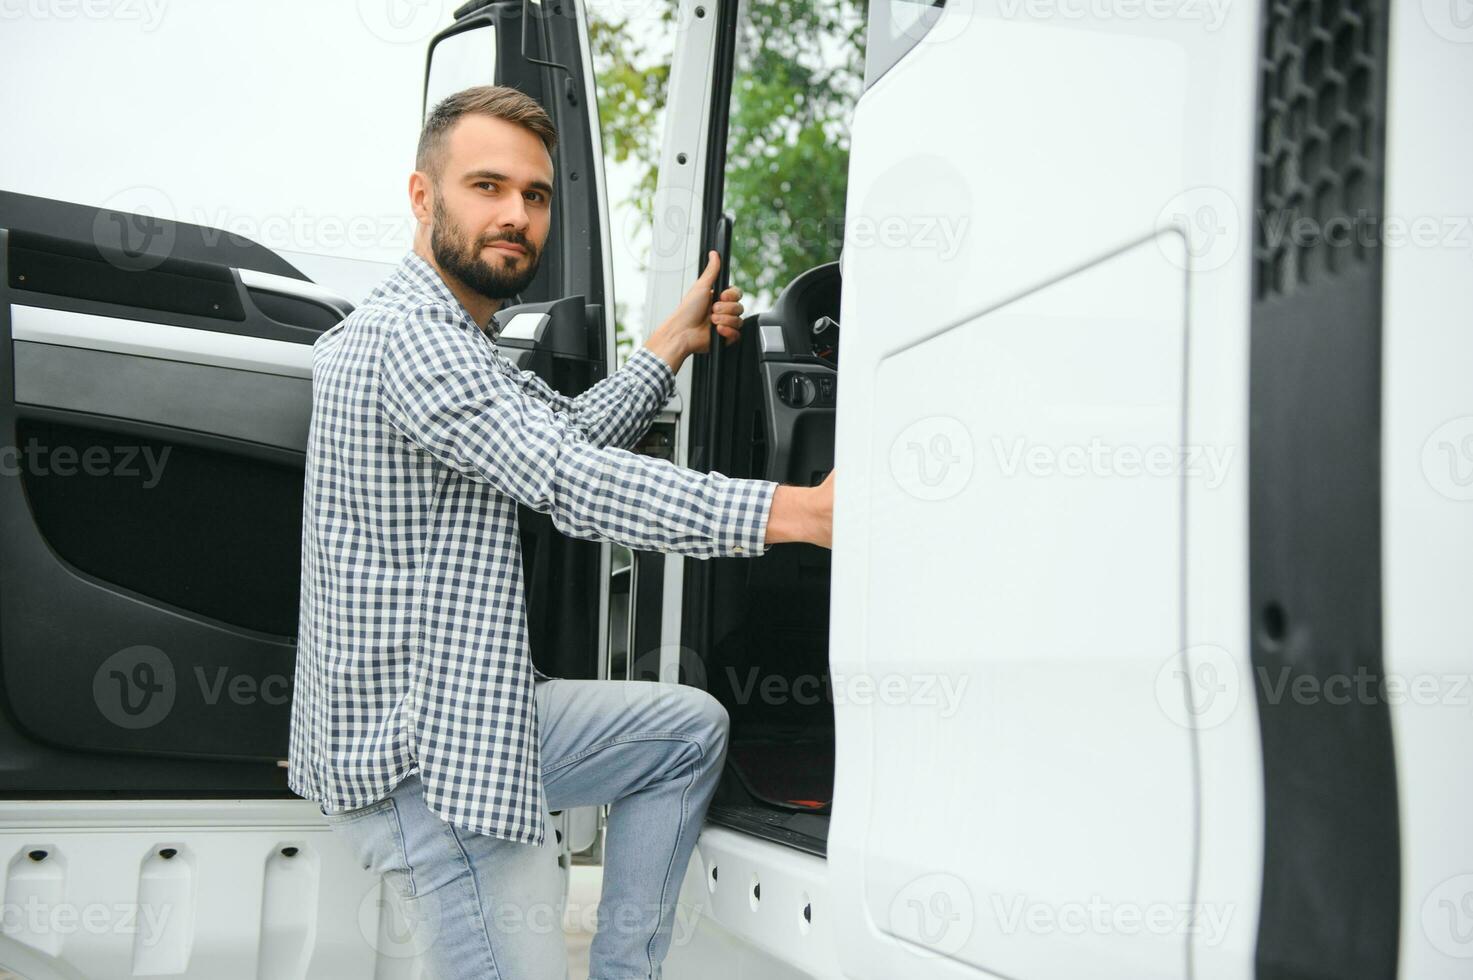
<box><xmin>776</xmin><ymin>371</ymin><xmax>817</xmax><ymax>409</ymax></box>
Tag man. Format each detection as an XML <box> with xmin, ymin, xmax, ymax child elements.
<box><xmin>288</xmin><ymin>85</ymin><xmax>833</xmax><ymax>979</ymax></box>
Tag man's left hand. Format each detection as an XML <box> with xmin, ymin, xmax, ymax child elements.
<box><xmin>645</xmin><ymin>250</ymin><xmax>745</xmax><ymax>372</ymax></box>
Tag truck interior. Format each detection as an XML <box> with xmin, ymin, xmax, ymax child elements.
<box><xmin>685</xmin><ymin>260</ymin><xmax>840</xmax><ymax>857</ymax></box>
<box><xmin>673</xmin><ymin>0</ymin><xmax>862</xmax><ymax>857</ymax></box>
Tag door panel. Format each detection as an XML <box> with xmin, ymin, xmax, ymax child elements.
<box><xmin>851</xmin><ymin>237</ymin><xmax>1193</xmax><ymax>978</ymax></box>
<box><xmin>0</xmin><ymin>195</ymin><xmax>323</xmax><ymax>793</ymax></box>
<box><xmin>823</xmin><ymin>1</ymin><xmax>1238</xmax><ymax>975</ymax></box>
<box><xmin>14</xmin><ymin>310</ymin><xmax>310</xmax><ymax>451</ymax></box>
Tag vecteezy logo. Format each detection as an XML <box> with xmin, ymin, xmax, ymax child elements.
<box><xmin>92</xmin><ymin>186</ymin><xmax>177</xmax><ymax>272</ymax></box>
<box><xmin>358</xmin><ymin>876</ymin><xmax>441</xmax><ymax>958</ymax></box>
<box><xmin>92</xmin><ymin>645</ymin><xmax>176</xmax><ymax>730</ymax></box>
<box><xmin>896</xmin><ymin>0</ymin><xmax>972</xmax><ymax>47</ymax></box>
<box><xmin>887</xmin><ymin>872</ymin><xmax>975</xmax><ymax>958</ymax></box>
<box><xmin>1422</xmin><ymin>416</ymin><xmax>1473</xmax><ymax>501</ymax></box>
<box><xmin>621</xmin><ymin>644</ymin><xmax>709</xmax><ymax>709</ymax></box>
<box><xmin>358</xmin><ymin>0</ymin><xmax>444</xmax><ymax>44</ymax></box>
<box><xmin>1422</xmin><ymin>0</ymin><xmax>1473</xmax><ymax>43</ymax></box>
<box><xmin>1155</xmin><ymin>186</ymin><xmax>1240</xmax><ymax>273</ymax></box>
<box><xmin>1422</xmin><ymin>873</ymin><xmax>1473</xmax><ymax>958</ymax></box>
<box><xmin>631</xmin><ymin>186</ymin><xmax>701</xmax><ymax>277</ymax></box>
<box><xmin>890</xmin><ymin>416</ymin><xmax>975</xmax><ymax>502</ymax></box>
<box><xmin>1155</xmin><ymin>644</ymin><xmax>1240</xmax><ymax>730</ymax></box>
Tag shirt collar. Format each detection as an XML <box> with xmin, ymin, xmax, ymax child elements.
<box><xmin>397</xmin><ymin>251</ymin><xmax>466</xmax><ymax>316</ymax></box>
<box><xmin>395</xmin><ymin>251</ymin><xmax>525</xmax><ymax>341</ymax></box>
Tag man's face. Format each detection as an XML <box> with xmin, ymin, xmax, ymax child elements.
<box><xmin>426</xmin><ymin>114</ymin><xmax>554</xmax><ymax>301</ymax></box>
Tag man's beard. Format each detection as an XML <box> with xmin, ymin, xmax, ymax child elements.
<box><xmin>430</xmin><ymin>190</ymin><xmax>541</xmax><ymax>302</ymax></box>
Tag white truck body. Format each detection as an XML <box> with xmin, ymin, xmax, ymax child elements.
<box><xmin>0</xmin><ymin>1</ymin><xmax>1467</xmax><ymax>978</ymax></box>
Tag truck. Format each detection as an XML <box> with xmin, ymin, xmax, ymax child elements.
<box><xmin>0</xmin><ymin>0</ymin><xmax>1468</xmax><ymax>977</ymax></box>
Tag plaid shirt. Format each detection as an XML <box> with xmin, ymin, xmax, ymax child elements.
<box><xmin>288</xmin><ymin>252</ymin><xmax>777</xmax><ymax>844</ymax></box>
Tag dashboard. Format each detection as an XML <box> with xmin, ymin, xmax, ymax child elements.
<box><xmin>755</xmin><ymin>260</ymin><xmax>841</xmax><ymax>369</ymax></box>
<box><xmin>747</xmin><ymin>261</ymin><xmax>840</xmax><ymax>486</ymax></box>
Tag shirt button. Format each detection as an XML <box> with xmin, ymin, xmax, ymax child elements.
<box><xmin>731</xmin><ymin>545</ymin><xmax>744</xmax><ymax>555</ymax></box>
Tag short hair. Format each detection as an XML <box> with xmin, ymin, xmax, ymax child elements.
<box><xmin>416</xmin><ymin>85</ymin><xmax>558</xmax><ymax>179</ymax></box>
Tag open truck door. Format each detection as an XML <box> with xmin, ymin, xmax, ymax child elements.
<box><xmin>825</xmin><ymin>1</ymin><xmax>1417</xmax><ymax>980</ymax></box>
<box><xmin>0</xmin><ymin>1</ymin><xmax>618</xmax><ymax>974</ymax></box>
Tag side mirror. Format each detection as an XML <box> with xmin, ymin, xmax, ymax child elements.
<box><xmin>490</xmin><ymin>295</ymin><xmax>601</xmax><ymax>375</ymax></box>
<box><xmin>424</xmin><ymin>23</ymin><xmax>498</xmax><ymax>117</ymax></box>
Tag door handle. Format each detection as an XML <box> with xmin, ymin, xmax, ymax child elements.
<box><xmin>700</xmin><ymin>212</ymin><xmax>735</xmax><ymax>473</ymax></box>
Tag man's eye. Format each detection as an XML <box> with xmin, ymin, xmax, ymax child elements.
<box><xmin>476</xmin><ymin>182</ymin><xmax>497</xmax><ymax>192</ymax></box>
<box><xmin>526</xmin><ymin>192</ymin><xmax>545</xmax><ymax>203</ymax></box>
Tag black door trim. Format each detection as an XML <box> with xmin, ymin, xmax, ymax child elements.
<box><xmin>1247</xmin><ymin>1</ymin><xmax>1400</xmax><ymax>977</ymax></box>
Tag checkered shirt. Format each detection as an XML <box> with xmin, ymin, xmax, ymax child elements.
<box><xmin>288</xmin><ymin>251</ymin><xmax>777</xmax><ymax>844</ymax></box>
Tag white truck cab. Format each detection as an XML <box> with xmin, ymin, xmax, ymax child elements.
<box><xmin>0</xmin><ymin>0</ymin><xmax>1469</xmax><ymax>978</ymax></box>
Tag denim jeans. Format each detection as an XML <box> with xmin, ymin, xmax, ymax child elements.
<box><xmin>321</xmin><ymin>676</ymin><xmax>730</xmax><ymax>980</ymax></box>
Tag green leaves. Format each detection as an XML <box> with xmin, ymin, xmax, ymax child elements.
<box><xmin>593</xmin><ymin>0</ymin><xmax>866</xmax><ymax>314</ymax></box>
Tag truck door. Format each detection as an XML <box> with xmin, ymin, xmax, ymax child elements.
<box><xmin>0</xmin><ymin>189</ymin><xmax>334</xmax><ymax>797</ymax></box>
<box><xmin>826</xmin><ymin>2</ymin><xmax>1201</xmax><ymax>978</ymax></box>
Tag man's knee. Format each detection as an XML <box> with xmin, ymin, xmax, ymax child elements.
<box><xmin>688</xmin><ymin>689</ymin><xmax>730</xmax><ymax>755</ymax></box>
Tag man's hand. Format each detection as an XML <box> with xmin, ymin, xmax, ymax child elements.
<box><xmin>645</xmin><ymin>250</ymin><xmax>746</xmax><ymax>373</ymax></box>
<box><xmin>766</xmin><ymin>470</ymin><xmax>834</xmax><ymax>549</ymax></box>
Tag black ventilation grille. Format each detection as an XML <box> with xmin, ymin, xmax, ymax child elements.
<box><xmin>1254</xmin><ymin>0</ymin><xmax>1383</xmax><ymax>298</ymax></box>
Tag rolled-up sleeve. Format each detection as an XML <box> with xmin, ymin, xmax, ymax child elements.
<box><xmin>379</xmin><ymin>303</ymin><xmax>776</xmax><ymax>559</ymax></box>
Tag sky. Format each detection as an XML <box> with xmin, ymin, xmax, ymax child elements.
<box><xmin>0</xmin><ymin>0</ymin><xmax>661</xmax><ymax>342</ymax></box>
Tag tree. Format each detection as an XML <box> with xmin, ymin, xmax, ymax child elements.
<box><xmin>592</xmin><ymin>0</ymin><xmax>866</xmax><ymax>325</ymax></box>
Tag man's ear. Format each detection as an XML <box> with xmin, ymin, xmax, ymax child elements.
<box><xmin>408</xmin><ymin>171</ymin><xmax>432</xmax><ymax>226</ymax></box>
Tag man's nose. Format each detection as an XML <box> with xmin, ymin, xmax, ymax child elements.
<box><xmin>495</xmin><ymin>194</ymin><xmax>530</xmax><ymax>233</ymax></box>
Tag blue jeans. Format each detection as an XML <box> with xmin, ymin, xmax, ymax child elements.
<box><xmin>321</xmin><ymin>676</ymin><xmax>730</xmax><ymax>980</ymax></box>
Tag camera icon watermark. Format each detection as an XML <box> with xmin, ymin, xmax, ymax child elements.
<box><xmin>1422</xmin><ymin>873</ymin><xmax>1473</xmax><ymax>959</ymax></box>
<box><xmin>357</xmin><ymin>875</ymin><xmax>442</xmax><ymax>959</ymax></box>
<box><xmin>1421</xmin><ymin>0</ymin><xmax>1473</xmax><ymax>43</ymax></box>
<box><xmin>621</xmin><ymin>644</ymin><xmax>710</xmax><ymax>709</ymax></box>
<box><xmin>1155</xmin><ymin>643</ymin><xmax>1241</xmax><ymax>730</ymax></box>
<box><xmin>890</xmin><ymin>416</ymin><xmax>975</xmax><ymax>502</ymax></box>
<box><xmin>92</xmin><ymin>186</ymin><xmax>178</xmax><ymax>272</ymax></box>
<box><xmin>93</xmin><ymin>645</ymin><xmax>176</xmax><ymax>731</ymax></box>
<box><xmin>1155</xmin><ymin>186</ymin><xmax>1241</xmax><ymax>273</ymax></box>
<box><xmin>357</xmin><ymin>0</ymin><xmax>445</xmax><ymax>44</ymax></box>
<box><xmin>628</xmin><ymin>187</ymin><xmax>705</xmax><ymax>278</ymax></box>
<box><xmin>1422</xmin><ymin>415</ymin><xmax>1473</xmax><ymax>501</ymax></box>
<box><xmin>92</xmin><ymin>645</ymin><xmax>292</xmax><ymax>731</ymax></box>
<box><xmin>895</xmin><ymin>0</ymin><xmax>973</xmax><ymax>49</ymax></box>
<box><xmin>887</xmin><ymin>872</ymin><xmax>975</xmax><ymax>958</ymax></box>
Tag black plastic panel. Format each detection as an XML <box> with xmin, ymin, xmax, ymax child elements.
<box><xmin>9</xmin><ymin>231</ymin><xmax>246</xmax><ymax>321</ymax></box>
<box><xmin>248</xmin><ymin>288</ymin><xmax>342</xmax><ymax>333</ymax></box>
<box><xmin>1248</xmin><ymin>1</ymin><xmax>1400</xmax><ymax>978</ymax></box>
<box><xmin>19</xmin><ymin>419</ymin><xmax>304</xmax><ymax>636</ymax></box>
<box><xmin>0</xmin><ymin>190</ymin><xmax>307</xmax><ymax>281</ymax></box>
<box><xmin>14</xmin><ymin>343</ymin><xmax>311</xmax><ymax>452</ymax></box>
